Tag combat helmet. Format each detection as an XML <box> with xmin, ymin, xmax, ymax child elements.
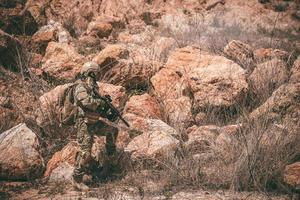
<box><xmin>80</xmin><ymin>61</ymin><xmax>99</xmax><ymax>78</ymax></box>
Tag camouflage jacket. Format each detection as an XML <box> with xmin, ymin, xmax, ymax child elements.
<box><xmin>73</xmin><ymin>80</ymin><xmax>108</xmax><ymax>122</ymax></box>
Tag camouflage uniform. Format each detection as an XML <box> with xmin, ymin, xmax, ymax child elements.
<box><xmin>72</xmin><ymin>80</ymin><xmax>118</xmax><ymax>182</ymax></box>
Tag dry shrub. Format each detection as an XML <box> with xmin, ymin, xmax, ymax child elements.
<box><xmin>62</xmin><ymin>14</ymin><xmax>77</xmax><ymax>38</ymax></box>
<box><xmin>231</xmin><ymin>118</ymin><xmax>300</xmax><ymax>192</ymax></box>
<box><xmin>159</xmin><ymin>12</ymin><xmax>298</xmax><ymax>56</ymax></box>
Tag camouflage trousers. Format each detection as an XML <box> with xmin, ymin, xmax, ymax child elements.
<box><xmin>73</xmin><ymin>118</ymin><xmax>118</xmax><ymax>181</ymax></box>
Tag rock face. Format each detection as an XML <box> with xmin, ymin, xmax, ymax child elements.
<box><xmin>249</xmin><ymin>59</ymin><xmax>288</xmax><ymax>100</ymax></box>
<box><xmin>124</xmin><ymin>94</ymin><xmax>162</xmax><ymax>119</ymax></box>
<box><xmin>0</xmin><ymin>123</ymin><xmax>44</xmax><ymax>180</ymax></box>
<box><xmin>41</xmin><ymin>42</ymin><xmax>86</xmax><ymax>81</ymax></box>
<box><xmin>224</xmin><ymin>40</ymin><xmax>254</xmax><ymax>70</ymax></box>
<box><xmin>284</xmin><ymin>162</ymin><xmax>300</xmax><ymax>190</ymax></box>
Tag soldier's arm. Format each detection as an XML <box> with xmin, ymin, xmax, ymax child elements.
<box><xmin>74</xmin><ymin>84</ymin><xmax>106</xmax><ymax>111</ymax></box>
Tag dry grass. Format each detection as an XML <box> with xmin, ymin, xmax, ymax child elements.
<box><xmin>231</xmin><ymin>118</ymin><xmax>300</xmax><ymax>192</ymax></box>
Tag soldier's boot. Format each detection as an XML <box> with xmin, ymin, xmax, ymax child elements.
<box><xmin>82</xmin><ymin>174</ymin><xmax>93</xmax><ymax>185</ymax></box>
<box><xmin>72</xmin><ymin>170</ymin><xmax>90</xmax><ymax>191</ymax></box>
<box><xmin>72</xmin><ymin>151</ymin><xmax>92</xmax><ymax>190</ymax></box>
<box><xmin>73</xmin><ymin>181</ymin><xmax>89</xmax><ymax>191</ymax></box>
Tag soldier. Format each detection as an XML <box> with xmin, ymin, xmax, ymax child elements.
<box><xmin>72</xmin><ymin>61</ymin><xmax>118</xmax><ymax>189</ymax></box>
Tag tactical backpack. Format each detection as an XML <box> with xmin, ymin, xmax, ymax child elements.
<box><xmin>58</xmin><ymin>83</ymin><xmax>78</xmax><ymax>126</ymax></box>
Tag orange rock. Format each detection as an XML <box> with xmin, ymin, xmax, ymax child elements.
<box><xmin>86</xmin><ymin>21</ymin><xmax>113</xmax><ymax>38</ymax></box>
<box><xmin>224</xmin><ymin>40</ymin><xmax>254</xmax><ymax>69</ymax></box>
<box><xmin>254</xmin><ymin>48</ymin><xmax>288</xmax><ymax>62</ymax></box>
<box><xmin>151</xmin><ymin>46</ymin><xmax>248</xmax><ymax>130</ymax></box>
<box><xmin>44</xmin><ymin>142</ymin><xmax>79</xmax><ymax>177</ymax></box>
<box><xmin>92</xmin><ymin>44</ymin><xmax>129</xmax><ymax>66</ymax></box>
<box><xmin>98</xmin><ymin>82</ymin><xmax>128</xmax><ymax>109</ymax></box>
<box><xmin>37</xmin><ymin>83</ymin><xmax>73</xmax><ymax>127</ymax></box>
<box><xmin>284</xmin><ymin>162</ymin><xmax>300</xmax><ymax>189</ymax></box>
<box><xmin>248</xmin><ymin>59</ymin><xmax>288</xmax><ymax>101</ymax></box>
<box><xmin>123</xmin><ymin>115</ymin><xmax>179</xmax><ymax>161</ymax></box>
<box><xmin>0</xmin><ymin>124</ymin><xmax>44</xmax><ymax>180</ymax></box>
<box><xmin>30</xmin><ymin>53</ymin><xmax>43</xmax><ymax>68</ymax></box>
<box><xmin>185</xmin><ymin>125</ymin><xmax>219</xmax><ymax>154</ymax></box>
<box><xmin>41</xmin><ymin>42</ymin><xmax>86</xmax><ymax>81</ymax></box>
<box><xmin>124</xmin><ymin>94</ymin><xmax>162</xmax><ymax>119</ymax></box>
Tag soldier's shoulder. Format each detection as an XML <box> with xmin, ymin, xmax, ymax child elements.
<box><xmin>74</xmin><ymin>82</ymin><xmax>87</xmax><ymax>91</ymax></box>
<box><xmin>74</xmin><ymin>82</ymin><xmax>88</xmax><ymax>96</ymax></box>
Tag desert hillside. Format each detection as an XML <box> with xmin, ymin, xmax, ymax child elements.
<box><xmin>0</xmin><ymin>0</ymin><xmax>300</xmax><ymax>199</ymax></box>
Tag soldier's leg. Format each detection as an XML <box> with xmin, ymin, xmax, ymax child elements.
<box><xmin>105</xmin><ymin>126</ymin><xmax>118</xmax><ymax>156</ymax></box>
<box><xmin>94</xmin><ymin>122</ymin><xmax>118</xmax><ymax>156</ymax></box>
<box><xmin>73</xmin><ymin>118</ymin><xmax>93</xmax><ymax>182</ymax></box>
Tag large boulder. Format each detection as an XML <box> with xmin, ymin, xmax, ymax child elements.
<box><xmin>224</xmin><ymin>40</ymin><xmax>254</xmax><ymax>70</ymax></box>
<box><xmin>189</xmin><ymin>54</ymin><xmax>248</xmax><ymax>113</ymax></box>
<box><xmin>215</xmin><ymin>124</ymin><xmax>241</xmax><ymax>162</ymax></box>
<box><xmin>117</xmin><ymin>113</ymin><xmax>180</xmax><ymax>156</ymax></box>
<box><xmin>151</xmin><ymin>46</ymin><xmax>248</xmax><ymax>128</ymax></box>
<box><xmin>150</xmin><ymin>46</ymin><xmax>200</xmax><ymax>130</ymax></box>
<box><xmin>123</xmin><ymin>93</ymin><xmax>162</xmax><ymax>119</ymax></box>
<box><xmin>185</xmin><ymin>124</ymin><xmax>240</xmax><ymax>158</ymax></box>
<box><xmin>94</xmin><ymin>45</ymin><xmax>162</xmax><ymax>89</ymax></box>
<box><xmin>125</xmin><ymin>130</ymin><xmax>179</xmax><ymax>163</ymax></box>
<box><xmin>93</xmin><ymin>44</ymin><xmax>162</xmax><ymax>86</ymax></box>
<box><xmin>41</xmin><ymin>42</ymin><xmax>86</xmax><ymax>81</ymax></box>
<box><xmin>44</xmin><ymin>142</ymin><xmax>79</xmax><ymax>178</ymax></box>
<box><xmin>26</xmin><ymin>0</ymin><xmax>100</xmax><ymax>35</ymax></box>
<box><xmin>0</xmin><ymin>123</ymin><xmax>44</xmax><ymax>180</ymax></box>
<box><xmin>284</xmin><ymin>162</ymin><xmax>300</xmax><ymax>190</ymax></box>
<box><xmin>124</xmin><ymin>115</ymin><xmax>180</xmax><ymax>163</ymax></box>
<box><xmin>36</xmin><ymin>83</ymin><xmax>73</xmax><ymax>127</ymax></box>
<box><xmin>248</xmin><ymin>59</ymin><xmax>288</xmax><ymax>101</ymax></box>
<box><xmin>92</xmin><ymin>44</ymin><xmax>129</xmax><ymax>67</ymax></box>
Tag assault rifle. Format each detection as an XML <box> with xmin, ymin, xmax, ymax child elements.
<box><xmin>92</xmin><ymin>87</ymin><xmax>130</xmax><ymax>127</ymax></box>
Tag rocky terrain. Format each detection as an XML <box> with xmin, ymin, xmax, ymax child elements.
<box><xmin>0</xmin><ymin>0</ymin><xmax>300</xmax><ymax>199</ymax></box>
